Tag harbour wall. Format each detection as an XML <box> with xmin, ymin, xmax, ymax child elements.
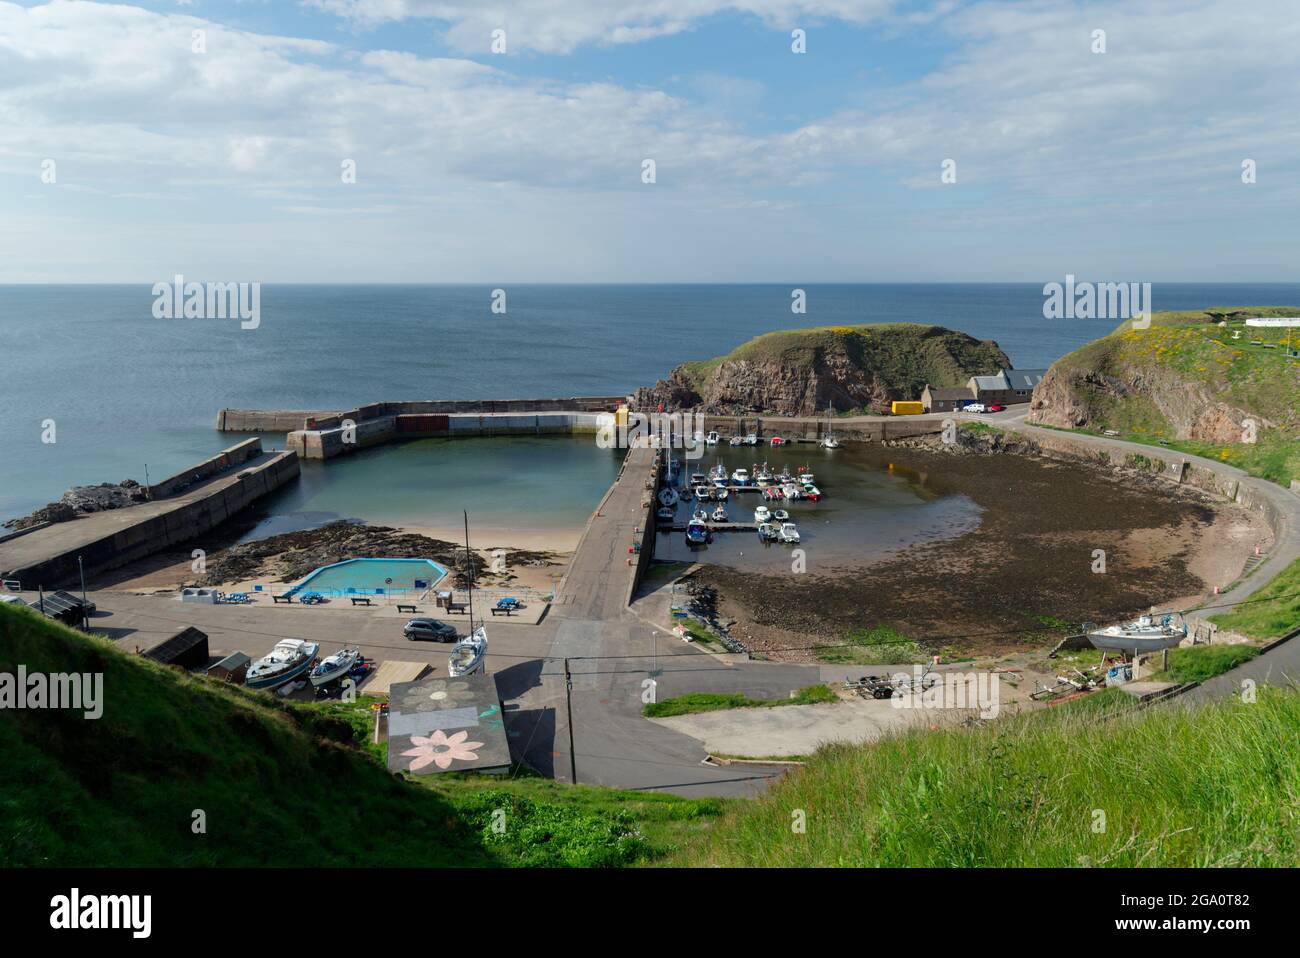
<box><xmin>218</xmin><ymin>396</ymin><xmax>627</xmax><ymax>433</ymax></box>
<box><xmin>1</xmin><ymin>444</ymin><xmax>300</xmax><ymax>588</ymax></box>
<box><xmin>146</xmin><ymin>437</ymin><xmax>264</xmax><ymax>499</ymax></box>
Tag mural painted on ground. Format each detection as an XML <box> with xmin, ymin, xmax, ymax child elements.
<box><xmin>386</xmin><ymin>675</ymin><xmax>510</xmax><ymax>774</ymax></box>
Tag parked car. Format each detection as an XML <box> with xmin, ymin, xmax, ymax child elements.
<box><xmin>987</xmin><ymin>403</ymin><xmax>1006</xmax><ymax>412</ymax></box>
<box><xmin>403</xmin><ymin>618</ymin><xmax>459</xmax><ymax>642</ymax></box>
<box><xmin>962</xmin><ymin>403</ymin><xmax>987</xmax><ymax>414</ymax></box>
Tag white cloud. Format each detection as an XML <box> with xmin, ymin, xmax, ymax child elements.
<box><xmin>308</xmin><ymin>0</ymin><xmax>898</xmax><ymax>54</ymax></box>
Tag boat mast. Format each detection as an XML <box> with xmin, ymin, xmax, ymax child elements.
<box><xmin>464</xmin><ymin>510</ymin><xmax>475</xmax><ymax>633</ymax></box>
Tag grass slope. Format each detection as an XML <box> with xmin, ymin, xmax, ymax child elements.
<box><xmin>1210</xmin><ymin>556</ymin><xmax>1300</xmax><ymax>640</ymax></box>
<box><xmin>0</xmin><ymin>604</ymin><xmax>722</xmax><ymax>867</ymax></box>
<box><xmin>675</xmin><ymin>686</ymin><xmax>1300</xmax><ymax>867</ymax></box>
<box><xmin>1044</xmin><ymin>307</ymin><xmax>1300</xmax><ymax>485</ymax></box>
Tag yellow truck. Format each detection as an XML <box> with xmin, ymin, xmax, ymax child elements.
<box><xmin>891</xmin><ymin>401</ymin><xmax>924</xmax><ymax>416</ymax></box>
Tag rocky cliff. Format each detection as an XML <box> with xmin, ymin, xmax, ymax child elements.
<box><xmin>631</xmin><ymin>324</ymin><xmax>1010</xmax><ymax>416</ymax></box>
<box><xmin>1027</xmin><ymin>309</ymin><xmax>1300</xmax><ymax>445</ymax></box>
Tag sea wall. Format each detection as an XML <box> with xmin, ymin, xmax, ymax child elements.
<box><xmin>147</xmin><ymin>438</ymin><xmax>264</xmax><ymax>499</ymax></box>
<box><xmin>628</xmin><ymin>451</ymin><xmax>661</xmax><ymax>606</ymax></box>
<box><xmin>219</xmin><ymin>396</ymin><xmax>627</xmax><ymax>433</ymax></box>
<box><xmin>5</xmin><ymin>450</ymin><xmax>300</xmax><ymax>588</ymax></box>
<box><xmin>287</xmin><ymin>412</ymin><xmax>609</xmax><ymax>459</ymax></box>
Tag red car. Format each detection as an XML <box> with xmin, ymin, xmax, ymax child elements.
<box><xmin>987</xmin><ymin>404</ymin><xmax>1006</xmax><ymax>412</ymax></box>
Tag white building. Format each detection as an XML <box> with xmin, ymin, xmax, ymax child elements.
<box><xmin>1245</xmin><ymin>317</ymin><xmax>1300</xmax><ymax>327</ymax></box>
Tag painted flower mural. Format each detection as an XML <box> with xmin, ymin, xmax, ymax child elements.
<box><xmin>401</xmin><ymin>730</ymin><xmax>486</xmax><ymax>771</ymax></box>
<box><xmin>393</xmin><ymin>679</ymin><xmax>477</xmax><ymax>712</ymax></box>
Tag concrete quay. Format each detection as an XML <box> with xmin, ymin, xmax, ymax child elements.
<box><xmin>0</xmin><ymin>440</ymin><xmax>299</xmax><ymax>589</ymax></box>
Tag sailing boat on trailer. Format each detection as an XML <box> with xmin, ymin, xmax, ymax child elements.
<box><xmin>448</xmin><ymin>511</ymin><xmax>488</xmax><ymax>677</ymax></box>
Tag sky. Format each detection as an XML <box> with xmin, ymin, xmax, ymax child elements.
<box><xmin>1</xmin><ymin>0</ymin><xmax>1298</xmax><ymax>283</ymax></box>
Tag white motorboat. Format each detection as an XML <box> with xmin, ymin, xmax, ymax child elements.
<box><xmin>777</xmin><ymin>522</ymin><xmax>801</xmax><ymax>544</ymax></box>
<box><xmin>448</xmin><ymin>626</ymin><xmax>488</xmax><ymax>677</ymax></box>
<box><xmin>693</xmin><ymin>484</ymin><xmax>712</xmax><ymax>501</ymax></box>
<box><xmin>798</xmin><ymin>469</ymin><xmax>816</xmax><ymax>485</ymax></box>
<box><xmin>744</xmin><ymin>434</ymin><xmax>759</xmax><ymax>446</ymax></box>
<box><xmin>688</xmin><ymin>472</ymin><xmax>707</xmax><ymax>487</ymax></box>
<box><xmin>821</xmin><ymin>435</ymin><xmax>840</xmax><ymax>449</ymax></box>
<box><xmin>729</xmin><ymin>436</ymin><xmax>744</xmax><ymax>446</ymax></box>
<box><xmin>781</xmin><ymin>482</ymin><xmax>803</xmax><ymax>500</ymax></box>
<box><xmin>773</xmin><ymin>509</ymin><xmax>790</xmax><ymax>522</ymax></box>
<box><xmin>692</xmin><ymin>506</ymin><xmax>710</xmax><ymax>523</ymax></box>
<box><xmin>247</xmin><ymin>639</ymin><xmax>320</xmax><ymax>690</ymax></box>
<box><xmin>706</xmin><ymin>431</ymin><xmax>720</xmax><ymax>445</ymax></box>
<box><xmin>754</xmin><ymin>505</ymin><xmax>771</xmax><ymax>523</ymax></box>
<box><xmin>709</xmin><ymin>463</ymin><xmax>729</xmax><ymax>486</ymax></box>
<box><xmin>656</xmin><ymin>506</ymin><xmax>676</xmax><ymax>523</ymax></box>
<box><xmin>731</xmin><ymin>467</ymin><xmax>750</xmax><ymax>485</ymax></box>
<box><xmin>310</xmin><ymin>647</ymin><xmax>362</xmax><ymax>687</ymax></box>
<box><xmin>754</xmin><ymin>463</ymin><xmax>773</xmax><ymax>484</ymax></box>
<box><xmin>756</xmin><ymin>522</ymin><xmax>779</xmax><ymax>541</ymax></box>
<box><xmin>1087</xmin><ymin>613</ymin><xmax>1188</xmax><ymax>654</ymax></box>
<box><xmin>657</xmin><ymin>487</ymin><xmax>679</xmax><ymax>507</ymax></box>
<box><xmin>715</xmin><ymin>486</ymin><xmax>729</xmax><ymax>500</ymax></box>
<box><xmin>711</xmin><ymin>505</ymin><xmax>729</xmax><ymax>523</ymax></box>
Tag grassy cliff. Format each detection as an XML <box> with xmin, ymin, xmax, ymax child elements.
<box><xmin>1028</xmin><ymin>307</ymin><xmax>1300</xmax><ymax>484</ymax></box>
<box><xmin>0</xmin><ymin>604</ymin><xmax>721</xmax><ymax>867</ymax></box>
<box><xmin>633</xmin><ymin>323</ymin><xmax>1010</xmax><ymax>416</ymax></box>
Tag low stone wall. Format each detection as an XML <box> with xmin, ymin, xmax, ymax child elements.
<box><xmin>9</xmin><ymin>452</ymin><xmax>301</xmax><ymax>588</ymax></box>
<box><xmin>288</xmin><ymin>411</ymin><xmax>608</xmax><ymax>460</ymax></box>
<box><xmin>628</xmin><ymin>451</ymin><xmax>662</xmax><ymax>606</ymax></box>
<box><xmin>219</xmin><ymin>396</ymin><xmax>626</xmax><ymax>433</ymax></box>
<box><xmin>699</xmin><ymin>414</ymin><xmax>948</xmax><ymax>443</ymax></box>
<box><xmin>147</xmin><ymin>438</ymin><xmax>264</xmax><ymax>499</ymax></box>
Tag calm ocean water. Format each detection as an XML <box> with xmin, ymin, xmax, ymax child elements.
<box><xmin>3</xmin><ymin>283</ymin><xmax>1298</xmax><ymax>524</ymax></box>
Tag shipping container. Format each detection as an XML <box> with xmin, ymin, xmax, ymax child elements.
<box><xmin>891</xmin><ymin>401</ymin><xmax>924</xmax><ymax>416</ymax></box>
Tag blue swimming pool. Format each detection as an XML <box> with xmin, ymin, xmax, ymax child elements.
<box><xmin>285</xmin><ymin>558</ymin><xmax>448</xmax><ymax>597</ymax></box>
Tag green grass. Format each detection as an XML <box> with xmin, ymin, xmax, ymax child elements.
<box><xmin>1210</xmin><ymin>557</ymin><xmax>1300</xmax><ymax>640</ymax></box>
<box><xmin>643</xmin><ymin>684</ymin><xmax>837</xmax><ymax>718</ymax></box>
<box><xmin>1147</xmin><ymin>645</ymin><xmax>1260</xmax><ymax>684</ymax></box>
<box><xmin>1042</xmin><ymin>308</ymin><xmax>1300</xmax><ymax>486</ymax></box>
<box><xmin>816</xmin><ymin>625</ymin><xmax>931</xmax><ymax>666</ymax></box>
<box><xmin>674</xmin><ymin>687</ymin><xmax>1300</xmax><ymax>866</ymax></box>
<box><xmin>0</xmin><ymin>604</ymin><xmax>723</xmax><ymax>867</ymax></box>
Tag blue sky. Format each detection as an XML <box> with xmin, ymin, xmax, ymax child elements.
<box><xmin>1</xmin><ymin>0</ymin><xmax>1298</xmax><ymax>282</ymax></box>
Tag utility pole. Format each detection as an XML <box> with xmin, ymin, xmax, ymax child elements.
<box><xmin>563</xmin><ymin>657</ymin><xmax>578</xmax><ymax>785</ymax></box>
<box><xmin>77</xmin><ymin>556</ymin><xmax>88</xmax><ymax>629</ymax></box>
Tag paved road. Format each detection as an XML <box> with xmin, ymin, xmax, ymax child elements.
<box><xmin>75</xmin><ymin>417</ymin><xmax>1300</xmax><ymax>794</ymax></box>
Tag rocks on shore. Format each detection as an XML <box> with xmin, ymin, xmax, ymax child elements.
<box><xmin>194</xmin><ymin>520</ymin><xmax>561</xmax><ymax>588</ymax></box>
<box><xmin>3</xmin><ymin>480</ymin><xmax>147</xmax><ymax>530</ymax></box>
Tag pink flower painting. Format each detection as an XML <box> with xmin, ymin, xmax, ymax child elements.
<box><xmin>401</xmin><ymin>729</ymin><xmax>486</xmax><ymax>771</ymax></box>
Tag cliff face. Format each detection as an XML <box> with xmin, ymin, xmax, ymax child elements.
<box><xmin>631</xmin><ymin>324</ymin><xmax>1010</xmax><ymax>416</ymax></box>
<box><xmin>1027</xmin><ymin>318</ymin><xmax>1298</xmax><ymax>443</ymax></box>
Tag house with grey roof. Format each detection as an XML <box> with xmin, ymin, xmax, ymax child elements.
<box><xmin>965</xmin><ymin>368</ymin><xmax>1049</xmax><ymax>406</ymax></box>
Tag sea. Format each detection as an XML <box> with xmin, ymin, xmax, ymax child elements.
<box><xmin>3</xmin><ymin>283</ymin><xmax>1297</xmax><ymax>535</ymax></box>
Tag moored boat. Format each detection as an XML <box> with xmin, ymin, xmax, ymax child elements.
<box><xmin>754</xmin><ymin>505</ymin><xmax>771</xmax><ymax>523</ymax></box>
<box><xmin>657</xmin><ymin>487</ymin><xmax>679</xmax><ymax>507</ymax></box>
<box><xmin>756</xmin><ymin>522</ymin><xmax>779</xmax><ymax>541</ymax></box>
<box><xmin>706</xmin><ymin>431</ymin><xmax>720</xmax><ymax>445</ymax></box>
<box><xmin>685</xmin><ymin>520</ymin><xmax>711</xmax><ymax>546</ymax></box>
<box><xmin>711</xmin><ymin>505</ymin><xmax>729</xmax><ymax>523</ymax></box>
<box><xmin>777</xmin><ymin>522</ymin><xmax>801</xmax><ymax>543</ymax></box>
<box><xmin>802</xmin><ymin>484</ymin><xmax>822</xmax><ymax>501</ymax></box>
<box><xmin>656</xmin><ymin>505</ymin><xmax>675</xmax><ymax>523</ymax></box>
<box><xmin>731</xmin><ymin>467</ymin><xmax>750</xmax><ymax>485</ymax></box>
<box><xmin>247</xmin><ymin>639</ymin><xmax>320</xmax><ymax>690</ymax></box>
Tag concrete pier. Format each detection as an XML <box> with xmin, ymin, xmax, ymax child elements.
<box><xmin>0</xmin><ymin>440</ymin><xmax>299</xmax><ymax>589</ymax></box>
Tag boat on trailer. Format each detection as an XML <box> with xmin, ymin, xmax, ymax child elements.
<box><xmin>310</xmin><ymin>647</ymin><xmax>362</xmax><ymax>687</ymax></box>
<box><xmin>448</xmin><ymin>627</ymin><xmax>488</xmax><ymax>677</ymax></box>
<box><xmin>247</xmin><ymin>639</ymin><xmax>320</xmax><ymax>690</ymax></box>
<box><xmin>1086</xmin><ymin>613</ymin><xmax>1187</xmax><ymax>654</ymax></box>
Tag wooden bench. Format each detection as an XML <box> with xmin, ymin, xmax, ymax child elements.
<box><xmin>272</xmin><ymin>595</ymin><xmax>293</xmax><ymax>604</ymax></box>
<box><xmin>490</xmin><ymin>607</ymin><xmax>515</xmax><ymax>616</ymax></box>
<box><xmin>443</xmin><ymin>602</ymin><xmax>468</xmax><ymax>615</ymax></box>
<box><xmin>396</xmin><ymin>604</ymin><xmax>417</xmax><ymax>614</ymax></box>
<box><xmin>350</xmin><ymin>597</ymin><xmax>373</xmax><ymax>606</ymax></box>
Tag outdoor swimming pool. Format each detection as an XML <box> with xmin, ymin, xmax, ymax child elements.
<box><xmin>286</xmin><ymin>558</ymin><xmax>448</xmax><ymax>597</ymax></box>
